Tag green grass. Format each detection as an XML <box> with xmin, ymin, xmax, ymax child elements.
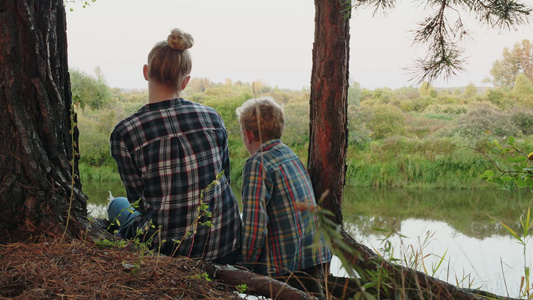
<box><xmin>345</xmin><ymin>140</ymin><xmax>495</xmax><ymax>189</ymax></box>
<box><xmin>79</xmin><ymin>163</ymin><xmax>121</xmax><ymax>183</ymax></box>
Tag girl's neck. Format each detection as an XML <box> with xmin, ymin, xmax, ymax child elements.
<box><xmin>147</xmin><ymin>81</ymin><xmax>180</xmax><ymax>103</ymax></box>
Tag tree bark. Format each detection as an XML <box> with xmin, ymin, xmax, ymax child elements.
<box><xmin>0</xmin><ymin>0</ymin><xmax>88</xmax><ymax>241</ymax></box>
<box><xmin>308</xmin><ymin>0</ymin><xmax>351</xmax><ymax>224</ymax></box>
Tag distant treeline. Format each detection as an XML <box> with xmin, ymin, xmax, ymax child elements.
<box><xmin>72</xmin><ymin>70</ymin><xmax>533</xmax><ymax>190</ymax></box>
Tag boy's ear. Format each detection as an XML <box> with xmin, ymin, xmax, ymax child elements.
<box><xmin>245</xmin><ymin>129</ymin><xmax>255</xmax><ymax>144</ymax></box>
<box><xmin>143</xmin><ymin>64</ymin><xmax>149</xmax><ymax>81</ymax></box>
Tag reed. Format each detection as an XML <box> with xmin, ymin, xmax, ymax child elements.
<box><xmin>346</xmin><ymin>143</ymin><xmax>495</xmax><ymax>189</ymax></box>
<box><xmin>79</xmin><ymin>163</ymin><xmax>121</xmax><ymax>183</ymax></box>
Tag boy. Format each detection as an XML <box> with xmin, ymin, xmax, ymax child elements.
<box><xmin>236</xmin><ymin>97</ymin><xmax>331</xmax><ymax>296</ymax></box>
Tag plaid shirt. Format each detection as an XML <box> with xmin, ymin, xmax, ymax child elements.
<box><xmin>110</xmin><ymin>98</ymin><xmax>241</xmax><ymax>261</ymax></box>
<box><xmin>240</xmin><ymin>139</ymin><xmax>331</xmax><ymax>276</ymax></box>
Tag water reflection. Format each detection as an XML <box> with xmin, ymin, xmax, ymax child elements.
<box><xmin>342</xmin><ymin>187</ymin><xmax>533</xmax><ymax>239</ymax></box>
<box><xmin>340</xmin><ymin>187</ymin><xmax>532</xmax><ymax>297</ymax></box>
<box><xmin>338</xmin><ymin>218</ymin><xmax>531</xmax><ymax>298</ymax></box>
<box><xmin>83</xmin><ymin>180</ymin><xmax>125</xmax><ymax>218</ymax></box>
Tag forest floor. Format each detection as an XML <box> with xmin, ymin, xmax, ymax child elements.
<box><xmin>0</xmin><ymin>238</ymin><xmax>243</xmax><ymax>299</ymax></box>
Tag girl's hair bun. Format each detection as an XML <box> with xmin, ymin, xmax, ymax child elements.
<box><xmin>167</xmin><ymin>28</ymin><xmax>194</xmax><ymax>51</ymax></box>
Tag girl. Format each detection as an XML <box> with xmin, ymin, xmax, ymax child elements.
<box><xmin>108</xmin><ymin>28</ymin><xmax>241</xmax><ymax>264</ymax></box>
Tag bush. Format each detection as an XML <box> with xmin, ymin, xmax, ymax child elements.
<box><xmin>507</xmin><ymin>107</ymin><xmax>533</xmax><ymax>135</ymax></box>
<box><xmin>440</xmin><ymin>101</ymin><xmax>522</xmax><ymax>142</ymax></box>
<box><xmin>366</xmin><ymin>104</ymin><xmax>405</xmax><ymax>139</ymax></box>
<box><xmin>347</xmin><ymin>104</ymin><xmax>372</xmax><ymax>147</ymax></box>
<box><xmin>283</xmin><ymin>101</ymin><xmax>310</xmax><ymax>146</ymax></box>
<box><xmin>485</xmin><ymin>88</ymin><xmax>513</xmax><ymax>109</ymax></box>
<box><xmin>78</xmin><ymin>116</ymin><xmax>115</xmax><ymax>166</ymax></box>
<box><xmin>424</xmin><ymin>104</ymin><xmax>467</xmax><ymax>115</ymax></box>
<box><xmin>398</xmin><ymin>98</ymin><xmax>431</xmax><ymax>112</ymax></box>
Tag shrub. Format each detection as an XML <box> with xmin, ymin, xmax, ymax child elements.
<box><xmin>283</xmin><ymin>101</ymin><xmax>310</xmax><ymax>146</ymax></box>
<box><xmin>347</xmin><ymin>104</ymin><xmax>372</xmax><ymax>147</ymax></box>
<box><xmin>366</xmin><ymin>104</ymin><xmax>405</xmax><ymax>139</ymax></box>
<box><xmin>440</xmin><ymin>101</ymin><xmax>522</xmax><ymax>142</ymax></box>
<box><xmin>507</xmin><ymin>107</ymin><xmax>533</xmax><ymax>135</ymax></box>
<box><xmin>485</xmin><ymin>88</ymin><xmax>513</xmax><ymax>109</ymax></box>
<box><xmin>78</xmin><ymin>115</ymin><xmax>115</xmax><ymax>166</ymax></box>
<box><xmin>424</xmin><ymin>104</ymin><xmax>467</xmax><ymax>115</ymax></box>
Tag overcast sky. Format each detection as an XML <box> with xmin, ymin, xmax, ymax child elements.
<box><xmin>66</xmin><ymin>0</ymin><xmax>533</xmax><ymax>90</ymax></box>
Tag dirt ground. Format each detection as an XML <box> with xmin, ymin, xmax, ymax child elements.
<box><xmin>0</xmin><ymin>238</ymin><xmax>243</xmax><ymax>299</ymax></box>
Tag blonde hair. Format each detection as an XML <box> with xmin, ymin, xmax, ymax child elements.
<box><xmin>147</xmin><ymin>28</ymin><xmax>193</xmax><ymax>91</ymax></box>
<box><xmin>236</xmin><ymin>97</ymin><xmax>284</xmax><ymax>142</ymax></box>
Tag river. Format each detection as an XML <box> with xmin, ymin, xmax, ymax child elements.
<box><xmin>83</xmin><ymin>181</ymin><xmax>532</xmax><ymax>298</ymax></box>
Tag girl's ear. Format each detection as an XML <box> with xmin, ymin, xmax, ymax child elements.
<box><xmin>143</xmin><ymin>64</ymin><xmax>149</xmax><ymax>81</ymax></box>
<box><xmin>181</xmin><ymin>75</ymin><xmax>191</xmax><ymax>90</ymax></box>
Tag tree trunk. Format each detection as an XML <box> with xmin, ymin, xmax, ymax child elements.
<box><xmin>202</xmin><ymin>262</ymin><xmax>314</xmax><ymax>300</ymax></box>
<box><xmin>306</xmin><ymin>2</ymin><xmax>523</xmax><ymax>300</ymax></box>
<box><xmin>0</xmin><ymin>0</ymin><xmax>88</xmax><ymax>241</ymax></box>
<box><xmin>308</xmin><ymin>0</ymin><xmax>351</xmax><ymax>224</ymax></box>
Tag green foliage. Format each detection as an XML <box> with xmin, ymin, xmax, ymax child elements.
<box><xmin>424</xmin><ymin>103</ymin><xmax>467</xmax><ymax>116</ymax></box>
<box><xmin>485</xmin><ymin>88</ymin><xmax>513</xmax><ymax>109</ymax></box>
<box><xmin>398</xmin><ymin>98</ymin><xmax>431</xmax><ymax>112</ymax></box>
<box><xmin>347</xmin><ymin>104</ymin><xmax>373</xmax><ymax>147</ymax></box>
<box><xmin>72</xmin><ymin>68</ymin><xmax>533</xmax><ymax>192</ymax></box>
<box><xmin>369</xmin><ymin>87</ymin><xmax>396</xmax><ymax>104</ymax></box>
<box><xmin>283</xmin><ymin>101</ymin><xmax>310</xmax><ymax>146</ymax></box>
<box><xmin>79</xmin><ymin>163</ymin><xmax>120</xmax><ymax>183</ymax></box>
<box><xmin>188</xmin><ymin>272</ymin><xmax>212</xmax><ymax>282</ymax></box>
<box><xmin>480</xmin><ymin>136</ymin><xmax>533</xmax><ymax>190</ymax></box>
<box><xmin>77</xmin><ymin>113</ymin><xmax>116</xmax><ymax>166</ymax></box>
<box><xmin>345</xmin><ymin>139</ymin><xmax>494</xmax><ymax>189</ymax></box>
<box><xmin>365</xmin><ymin>104</ymin><xmax>405</xmax><ymax>139</ymax></box>
<box><xmin>419</xmin><ymin>81</ymin><xmax>436</xmax><ymax>98</ymax></box>
<box><xmin>64</xmin><ymin>0</ymin><xmax>96</xmax><ymax>10</ymax></box>
<box><xmin>403</xmin><ymin>113</ymin><xmax>450</xmax><ymax>139</ymax></box>
<box><xmin>94</xmin><ymin>238</ymin><xmax>128</xmax><ymax>248</ymax></box>
<box><xmin>348</xmin><ymin>81</ymin><xmax>363</xmax><ymax>105</ymax></box>
<box><xmin>507</xmin><ymin>107</ymin><xmax>533</xmax><ymax>136</ymax></box>
<box><xmin>440</xmin><ymin>102</ymin><xmax>522</xmax><ymax>143</ymax></box>
<box><xmin>235</xmin><ymin>284</ymin><xmax>248</xmax><ymax>293</ymax></box>
<box><xmin>70</xmin><ymin>68</ymin><xmax>113</xmax><ymax>110</ymax></box>
<box><xmin>488</xmin><ymin>39</ymin><xmax>533</xmax><ymax>88</ymax></box>
<box><xmin>463</xmin><ymin>83</ymin><xmax>477</xmax><ymax>99</ymax></box>
<box><xmin>513</xmin><ymin>73</ymin><xmax>533</xmax><ymax>108</ymax></box>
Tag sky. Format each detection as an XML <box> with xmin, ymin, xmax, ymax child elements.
<box><xmin>66</xmin><ymin>0</ymin><xmax>533</xmax><ymax>91</ymax></box>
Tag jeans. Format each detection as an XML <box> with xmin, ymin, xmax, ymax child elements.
<box><xmin>107</xmin><ymin>197</ymin><xmax>141</xmax><ymax>228</ymax></box>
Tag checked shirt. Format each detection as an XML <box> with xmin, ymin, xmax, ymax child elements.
<box><xmin>110</xmin><ymin>98</ymin><xmax>241</xmax><ymax>261</ymax></box>
<box><xmin>241</xmin><ymin>139</ymin><xmax>331</xmax><ymax>276</ymax></box>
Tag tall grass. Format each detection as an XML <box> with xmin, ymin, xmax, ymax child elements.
<box><xmin>345</xmin><ymin>138</ymin><xmax>494</xmax><ymax>189</ymax></box>
<box><xmin>79</xmin><ymin>163</ymin><xmax>121</xmax><ymax>183</ymax></box>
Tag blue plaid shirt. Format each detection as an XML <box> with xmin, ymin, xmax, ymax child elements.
<box><xmin>110</xmin><ymin>98</ymin><xmax>241</xmax><ymax>261</ymax></box>
<box><xmin>240</xmin><ymin>139</ymin><xmax>331</xmax><ymax>276</ymax></box>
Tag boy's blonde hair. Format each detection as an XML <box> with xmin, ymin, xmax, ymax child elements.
<box><xmin>147</xmin><ymin>28</ymin><xmax>193</xmax><ymax>91</ymax></box>
<box><xmin>236</xmin><ymin>97</ymin><xmax>284</xmax><ymax>142</ymax></box>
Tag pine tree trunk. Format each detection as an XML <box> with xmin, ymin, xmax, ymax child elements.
<box><xmin>308</xmin><ymin>0</ymin><xmax>351</xmax><ymax>224</ymax></box>
<box><xmin>0</xmin><ymin>0</ymin><xmax>88</xmax><ymax>241</ymax></box>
